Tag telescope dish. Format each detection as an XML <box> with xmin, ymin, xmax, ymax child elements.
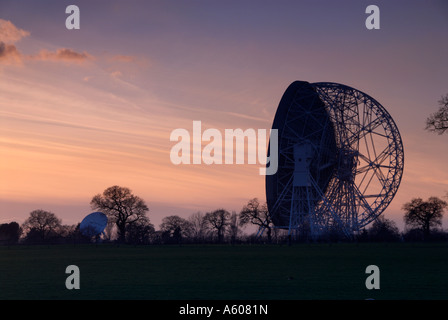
<box><xmin>80</xmin><ymin>212</ymin><xmax>108</xmax><ymax>237</ymax></box>
<box><xmin>265</xmin><ymin>81</ymin><xmax>404</xmax><ymax>239</ymax></box>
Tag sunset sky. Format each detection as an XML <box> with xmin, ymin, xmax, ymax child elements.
<box><xmin>1</xmin><ymin>0</ymin><xmax>447</xmax><ymax>231</ymax></box>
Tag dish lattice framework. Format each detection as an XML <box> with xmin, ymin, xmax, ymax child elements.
<box><xmin>265</xmin><ymin>81</ymin><xmax>404</xmax><ymax>238</ymax></box>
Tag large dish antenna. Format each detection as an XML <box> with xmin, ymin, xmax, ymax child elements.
<box><xmin>80</xmin><ymin>211</ymin><xmax>108</xmax><ymax>238</ymax></box>
<box><xmin>265</xmin><ymin>81</ymin><xmax>404</xmax><ymax>238</ymax></box>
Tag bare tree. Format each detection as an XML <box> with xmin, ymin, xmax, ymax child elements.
<box><xmin>228</xmin><ymin>211</ymin><xmax>240</xmax><ymax>244</ymax></box>
<box><xmin>159</xmin><ymin>215</ymin><xmax>192</xmax><ymax>243</ymax></box>
<box><xmin>366</xmin><ymin>215</ymin><xmax>400</xmax><ymax>242</ymax></box>
<box><xmin>103</xmin><ymin>220</ymin><xmax>116</xmax><ymax>241</ymax></box>
<box><xmin>239</xmin><ymin>198</ymin><xmax>273</xmax><ymax>242</ymax></box>
<box><xmin>126</xmin><ymin>216</ymin><xmax>154</xmax><ymax>244</ymax></box>
<box><xmin>426</xmin><ymin>94</ymin><xmax>448</xmax><ymax>134</ymax></box>
<box><xmin>0</xmin><ymin>222</ymin><xmax>21</xmax><ymax>245</ymax></box>
<box><xmin>90</xmin><ymin>185</ymin><xmax>149</xmax><ymax>243</ymax></box>
<box><xmin>203</xmin><ymin>209</ymin><xmax>230</xmax><ymax>243</ymax></box>
<box><xmin>403</xmin><ymin>197</ymin><xmax>447</xmax><ymax>240</ymax></box>
<box><xmin>22</xmin><ymin>209</ymin><xmax>62</xmax><ymax>242</ymax></box>
<box><xmin>188</xmin><ymin>211</ymin><xmax>207</xmax><ymax>242</ymax></box>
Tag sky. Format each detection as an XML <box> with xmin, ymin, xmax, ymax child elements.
<box><xmin>0</xmin><ymin>0</ymin><xmax>447</xmax><ymax>231</ymax></box>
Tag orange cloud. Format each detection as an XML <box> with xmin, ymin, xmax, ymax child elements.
<box><xmin>0</xmin><ymin>20</ymin><xmax>93</xmax><ymax>66</ymax></box>
<box><xmin>0</xmin><ymin>41</ymin><xmax>22</xmax><ymax>65</ymax></box>
<box><xmin>31</xmin><ymin>48</ymin><xmax>93</xmax><ymax>64</ymax></box>
<box><xmin>110</xmin><ymin>55</ymin><xmax>135</xmax><ymax>63</ymax></box>
<box><xmin>0</xmin><ymin>19</ymin><xmax>28</xmax><ymax>65</ymax></box>
<box><xmin>0</xmin><ymin>19</ymin><xmax>30</xmax><ymax>43</ymax></box>
<box><xmin>108</xmin><ymin>54</ymin><xmax>150</xmax><ymax>68</ymax></box>
<box><xmin>110</xmin><ymin>70</ymin><xmax>123</xmax><ymax>78</ymax></box>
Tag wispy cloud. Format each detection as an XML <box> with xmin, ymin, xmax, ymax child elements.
<box><xmin>109</xmin><ymin>70</ymin><xmax>123</xmax><ymax>78</ymax></box>
<box><xmin>0</xmin><ymin>19</ymin><xmax>93</xmax><ymax>66</ymax></box>
<box><xmin>0</xmin><ymin>19</ymin><xmax>29</xmax><ymax>65</ymax></box>
<box><xmin>0</xmin><ymin>42</ymin><xmax>22</xmax><ymax>65</ymax></box>
<box><xmin>109</xmin><ymin>55</ymin><xmax>135</xmax><ymax>63</ymax></box>
<box><xmin>30</xmin><ymin>48</ymin><xmax>93</xmax><ymax>64</ymax></box>
<box><xmin>0</xmin><ymin>19</ymin><xmax>29</xmax><ymax>43</ymax></box>
<box><xmin>109</xmin><ymin>54</ymin><xmax>149</xmax><ymax>65</ymax></box>
<box><xmin>107</xmin><ymin>54</ymin><xmax>150</xmax><ymax>71</ymax></box>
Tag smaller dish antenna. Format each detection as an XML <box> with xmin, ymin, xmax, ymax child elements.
<box><xmin>80</xmin><ymin>212</ymin><xmax>108</xmax><ymax>238</ymax></box>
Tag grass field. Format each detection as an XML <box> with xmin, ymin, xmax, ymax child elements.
<box><xmin>0</xmin><ymin>243</ymin><xmax>447</xmax><ymax>300</ymax></box>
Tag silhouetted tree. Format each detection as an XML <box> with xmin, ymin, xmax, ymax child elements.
<box><xmin>90</xmin><ymin>185</ymin><xmax>149</xmax><ymax>243</ymax></box>
<box><xmin>159</xmin><ymin>215</ymin><xmax>192</xmax><ymax>244</ymax></box>
<box><xmin>0</xmin><ymin>222</ymin><xmax>21</xmax><ymax>245</ymax></box>
<box><xmin>126</xmin><ymin>216</ymin><xmax>154</xmax><ymax>244</ymax></box>
<box><xmin>68</xmin><ymin>223</ymin><xmax>92</xmax><ymax>243</ymax></box>
<box><xmin>366</xmin><ymin>215</ymin><xmax>400</xmax><ymax>242</ymax></box>
<box><xmin>239</xmin><ymin>198</ymin><xmax>273</xmax><ymax>243</ymax></box>
<box><xmin>204</xmin><ymin>209</ymin><xmax>230</xmax><ymax>243</ymax></box>
<box><xmin>227</xmin><ymin>211</ymin><xmax>240</xmax><ymax>244</ymax></box>
<box><xmin>57</xmin><ymin>224</ymin><xmax>80</xmax><ymax>243</ymax></box>
<box><xmin>402</xmin><ymin>228</ymin><xmax>424</xmax><ymax>242</ymax></box>
<box><xmin>426</xmin><ymin>94</ymin><xmax>448</xmax><ymax>134</ymax></box>
<box><xmin>22</xmin><ymin>209</ymin><xmax>62</xmax><ymax>243</ymax></box>
<box><xmin>103</xmin><ymin>220</ymin><xmax>116</xmax><ymax>241</ymax></box>
<box><xmin>403</xmin><ymin>197</ymin><xmax>447</xmax><ymax>240</ymax></box>
<box><xmin>188</xmin><ymin>212</ymin><xmax>207</xmax><ymax>242</ymax></box>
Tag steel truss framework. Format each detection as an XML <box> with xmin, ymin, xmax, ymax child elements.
<box><xmin>264</xmin><ymin>81</ymin><xmax>404</xmax><ymax>239</ymax></box>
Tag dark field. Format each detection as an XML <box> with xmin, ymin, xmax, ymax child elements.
<box><xmin>0</xmin><ymin>243</ymin><xmax>447</xmax><ymax>300</ymax></box>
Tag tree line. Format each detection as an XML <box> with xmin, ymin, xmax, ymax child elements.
<box><xmin>1</xmin><ymin>185</ymin><xmax>447</xmax><ymax>245</ymax></box>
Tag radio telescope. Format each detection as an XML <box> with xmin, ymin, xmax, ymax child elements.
<box><xmin>80</xmin><ymin>211</ymin><xmax>108</xmax><ymax>240</ymax></box>
<box><xmin>265</xmin><ymin>81</ymin><xmax>404</xmax><ymax>239</ymax></box>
